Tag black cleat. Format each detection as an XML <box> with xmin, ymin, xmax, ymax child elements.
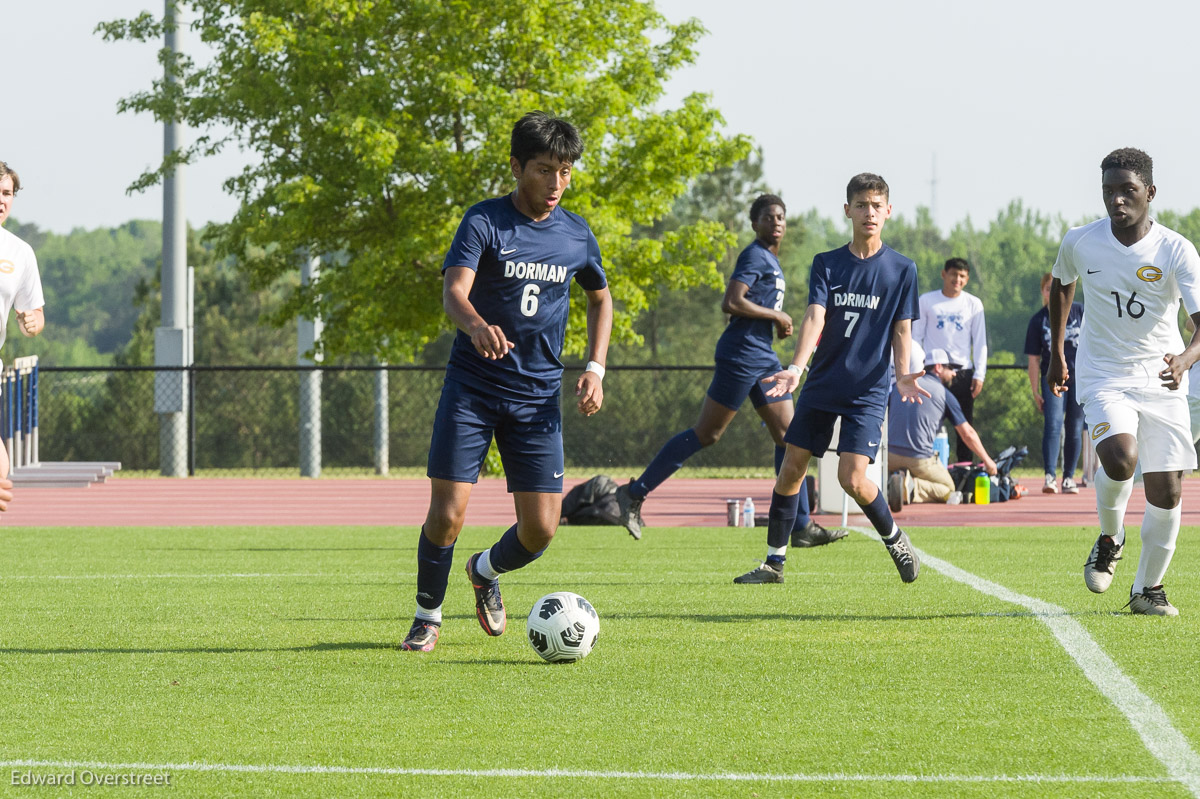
<box><xmin>733</xmin><ymin>560</ymin><xmax>785</xmax><ymax>584</ymax></box>
<box><xmin>400</xmin><ymin>619</ymin><xmax>441</xmax><ymax>652</ymax></box>
<box><xmin>466</xmin><ymin>553</ymin><xmax>506</xmax><ymax>636</ymax></box>
<box><xmin>615</xmin><ymin>482</ymin><xmax>644</xmax><ymax>540</ymax></box>
<box><xmin>791</xmin><ymin>519</ymin><xmax>849</xmax><ymax>548</ymax></box>
<box><xmin>885</xmin><ymin>531</ymin><xmax>920</xmax><ymax>583</ymax></box>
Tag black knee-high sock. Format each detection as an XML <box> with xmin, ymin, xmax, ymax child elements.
<box><xmin>775</xmin><ymin>446</ymin><xmax>812</xmax><ymax>531</ymax></box>
<box><xmin>766</xmin><ymin>491</ymin><xmax>800</xmax><ymax>561</ymax></box>
<box><xmin>416</xmin><ymin>526</ymin><xmax>455</xmax><ymax>613</ymax></box>
<box><xmin>858</xmin><ymin>490</ymin><xmax>900</xmax><ymax>545</ymax></box>
<box><xmin>488</xmin><ymin>524</ymin><xmax>543</xmax><ymax>574</ymax></box>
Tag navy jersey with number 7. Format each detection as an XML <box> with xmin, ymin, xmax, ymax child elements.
<box><xmin>442</xmin><ymin>195</ymin><xmax>607</xmax><ymax>401</ymax></box>
<box><xmin>800</xmin><ymin>244</ymin><xmax>920</xmax><ymax>414</ymax></box>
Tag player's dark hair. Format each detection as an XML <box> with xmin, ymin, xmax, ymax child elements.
<box><xmin>1040</xmin><ymin>272</ymin><xmax>1053</xmax><ymax>292</ymax></box>
<box><xmin>944</xmin><ymin>257</ymin><xmax>970</xmax><ymax>274</ymax></box>
<box><xmin>510</xmin><ymin>112</ymin><xmax>583</xmax><ymax>168</ymax></box>
<box><xmin>0</xmin><ymin>161</ymin><xmax>21</xmax><ymax>194</ymax></box>
<box><xmin>846</xmin><ymin>173</ymin><xmax>889</xmax><ymax>203</ymax></box>
<box><xmin>1100</xmin><ymin>148</ymin><xmax>1153</xmax><ymax>187</ymax></box>
<box><xmin>749</xmin><ymin>194</ymin><xmax>785</xmax><ymax>224</ymax></box>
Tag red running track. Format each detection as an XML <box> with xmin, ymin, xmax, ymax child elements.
<box><xmin>5</xmin><ymin>476</ymin><xmax>1200</xmax><ymax>529</ymax></box>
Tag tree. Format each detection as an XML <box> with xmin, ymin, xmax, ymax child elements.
<box><xmin>948</xmin><ymin>201</ymin><xmax>1064</xmax><ymax>356</ymax></box>
<box><xmin>99</xmin><ymin>1</ymin><xmax>749</xmax><ymax>363</ymax></box>
<box><xmin>621</xmin><ymin>151</ymin><xmax>775</xmax><ymax>364</ymax></box>
<box><xmin>3</xmin><ymin>219</ymin><xmax>161</xmax><ymax>366</ymax></box>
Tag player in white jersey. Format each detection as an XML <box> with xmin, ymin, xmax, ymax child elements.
<box><xmin>0</xmin><ymin>162</ymin><xmax>46</xmax><ymax>499</ymax></box>
<box><xmin>1048</xmin><ymin>148</ymin><xmax>1200</xmax><ymax>616</ymax></box>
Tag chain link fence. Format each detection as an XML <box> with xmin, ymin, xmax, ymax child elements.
<box><xmin>36</xmin><ymin>364</ymin><xmax>1048</xmax><ymax>478</ymax></box>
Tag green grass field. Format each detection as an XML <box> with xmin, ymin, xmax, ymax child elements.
<box><xmin>1</xmin><ymin>523</ymin><xmax>1197</xmax><ymax>797</ymax></box>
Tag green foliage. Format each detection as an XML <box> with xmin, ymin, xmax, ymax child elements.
<box><xmin>99</xmin><ymin>0</ymin><xmax>749</xmax><ymax>363</ymax></box>
<box><xmin>947</xmin><ymin>201</ymin><xmax>1066</xmax><ymax>356</ymax></box>
<box><xmin>118</xmin><ymin>227</ymin><xmax>294</xmax><ymax>367</ymax></box>
<box><xmin>617</xmin><ymin>152</ymin><xmax>773</xmax><ymax>364</ymax></box>
<box><xmin>2</xmin><ymin>219</ymin><xmax>161</xmax><ymax>365</ymax></box>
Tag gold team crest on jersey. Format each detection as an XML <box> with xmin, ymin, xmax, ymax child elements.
<box><xmin>0</xmin><ymin>260</ymin><xmax>13</xmax><ymax>275</ymax></box>
<box><xmin>1136</xmin><ymin>265</ymin><xmax>1163</xmax><ymax>282</ymax></box>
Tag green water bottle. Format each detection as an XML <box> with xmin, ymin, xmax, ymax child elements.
<box><xmin>974</xmin><ymin>473</ymin><xmax>990</xmax><ymax>505</ymax></box>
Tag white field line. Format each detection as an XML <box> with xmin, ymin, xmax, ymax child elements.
<box><xmin>0</xmin><ymin>759</ymin><xmax>1174</xmax><ymax>784</ymax></box>
<box><xmin>852</xmin><ymin>527</ymin><xmax>1200</xmax><ymax>797</ymax></box>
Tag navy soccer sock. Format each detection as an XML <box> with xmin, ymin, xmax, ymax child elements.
<box><xmin>487</xmin><ymin>524</ymin><xmax>543</xmax><ymax>574</ymax></box>
<box><xmin>630</xmin><ymin>429</ymin><xmax>703</xmax><ymax>499</ymax></box>
<box><xmin>774</xmin><ymin>446</ymin><xmax>811</xmax><ymax>531</ymax></box>
<box><xmin>768</xmin><ymin>490</ymin><xmax>801</xmax><ymax>550</ymax></box>
<box><xmin>415</xmin><ymin>527</ymin><xmax>455</xmax><ymax>613</ymax></box>
<box><xmin>858</xmin><ymin>490</ymin><xmax>900</xmax><ymax>545</ymax></box>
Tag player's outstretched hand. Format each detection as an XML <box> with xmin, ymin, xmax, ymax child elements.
<box><xmin>1045</xmin><ymin>356</ymin><xmax>1069</xmax><ymax>397</ymax></box>
<box><xmin>762</xmin><ymin>368</ymin><xmax>801</xmax><ymax>398</ymax></box>
<box><xmin>0</xmin><ymin>478</ymin><xmax>14</xmax><ymax>511</ymax></box>
<box><xmin>1159</xmin><ymin>353</ymin><xmax>1190</xmax><ymax>390</ymax></box>
<box><xmin>896</xmin><ymin>371</ymin><xmax>932</xmax><ymax>404</ymax></box>
<box><xmin>469</xmin><ymin>323</ymin><xmax>511</xmax><ymax>360</ymax></box>
<box><xmin>576</xmin><ymin>372</ymin><xmax>603</xmax><ymax>416</ymax></box>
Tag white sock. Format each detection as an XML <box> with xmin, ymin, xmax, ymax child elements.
<box><xmin>1094</xmin><ymin>466</ymin><xmax>1134</xmax><ymax>545</ymax></box>
<box><xmin>767</xmin><ymin>545</ymin><xmax>787</xmax><ymax>560</ymax></box>
<box><xmin>415</xmin><ymin>605</ymin><xmax>443</xmax><ymax>625</ymax></box>
<box><xmin>475</xmin><ymin>549</ymin><xmax>500</xmax><ymax>581</ymax></box>
<box><xmin>1133</xmin><ymin>502</ymin><xmax>1180</xmax><ymax>595</ymax></box>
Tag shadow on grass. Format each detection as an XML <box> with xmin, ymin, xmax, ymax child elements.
<box><xmin>145</xmin><ymin>547</ymin><xmax>407</xmax><ymax>552</ymax></box>
<box><xmin>602</xmin><ymin>609</ymin><xmax>1116</xmax><ymax>623</ymax></box>
<box><xmin>0</xmin><ymin>641</ymin><xmax>401</xmax><ymax>656</ymax></box>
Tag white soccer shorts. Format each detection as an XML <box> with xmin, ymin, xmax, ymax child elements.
<box><xmin>1082</xmin><ymin>386</ymin><xmax>1197</xmax><ymax>472</ymax></box>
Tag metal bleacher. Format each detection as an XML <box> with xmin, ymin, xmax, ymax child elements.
<box><xmin>3</xmin><ymin>356</ymin><xmax>121</xmax><ymax>488</ymax></box>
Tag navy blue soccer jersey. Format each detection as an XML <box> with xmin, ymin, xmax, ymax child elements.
<box><xmin>713</xmin><ymin>240</ymin><xmax>785</xmax><ymax>368</ymax></box>
<box><xmin>800</xmin><ymin>244</ymin><xmax>919</xmax><ymax>413</ymax></box>
<box><xmin>442</xmin><ymin>195</ymin><xmax>607</xmax><ymax>400</ymax></box>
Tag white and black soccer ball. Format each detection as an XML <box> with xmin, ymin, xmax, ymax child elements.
<box><xmin>526</xmin><ymin>592</ymin><xmax>599</xmax><ymax>663</ymax></box>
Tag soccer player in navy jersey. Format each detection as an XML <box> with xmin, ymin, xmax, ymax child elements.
<box><xmin>734</xmin><ymin>173</ymin><xmax>930</xmax><ymax>584</ymax></box>
<box><xmin>614</xmin><ymin>194</ymin><xmax>846</xmax><ymax>548</ymax></box>
<box><xmin>401</xmin><ymin>112</ymin><xmax>613</xmax><ymax>652</ymax></box>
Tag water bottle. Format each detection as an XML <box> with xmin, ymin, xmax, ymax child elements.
<box><xmin>933</xmin><ymin>430</ymin><xmax>950</xmax><ymax>467</ymax></box>
<box><xmin>743</xmin><ymin>496</ymin><xmax>755</xmax><ymax>528</ymax></box>
<box><xmin>974</xmin><ymin>473</ymin><xmax>990</xmax><ymax>505</ymax></box>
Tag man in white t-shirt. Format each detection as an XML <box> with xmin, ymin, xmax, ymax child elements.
<box><xmin>1049</xmin><ymin>147</ymin><xmax>1200</xmax><ymax>616</ymax></box>
<box><xmin>912</xmin><ymin>258</ymin><xmax>987</xmax><ymax>464</ymax></box>
<box><xmin>0</xmin><ymin>161</ymin><xmax>46</xmax><ymax>496</ymax></box>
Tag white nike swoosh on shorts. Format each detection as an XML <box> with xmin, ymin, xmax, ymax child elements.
<box><xmin>554</xmin><ymin>471</ymin><xmax>565</xmax><ymax>478</ymax></box>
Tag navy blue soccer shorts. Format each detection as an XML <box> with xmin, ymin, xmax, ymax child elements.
<box><xmin>426</xmin><ymin>378</ymin><xmax>565</xmax><ymax>493</ymax></box>
<box><xmin>783</xmin><ymin>401</ymin><xmax>884</xmax><ymax>462</ymax></box>
<box><xmin>706</xmin><ymin>358</ymin><xmax>793</xmax><ymax>411</ymax></box>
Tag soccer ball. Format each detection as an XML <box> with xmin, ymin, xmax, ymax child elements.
<box><xmin>526</xmin><ymin>592</ymin><xmax>599</xmax><ymax>663</ymax></box>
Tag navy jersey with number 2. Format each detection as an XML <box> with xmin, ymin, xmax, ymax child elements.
<box><xmin>714</xmin><ymin>239</ymin><xmax>785</xmax><ymax>369</ymax></box>
<box><xmin>443</xmin><ymin>195</ymin><xmax>607</xmax><ymax>400</ymax></box>
<box><xmin>800</xmin><ymin>244</ymin><xmax>919</xmax><ymax>414</ymax></box>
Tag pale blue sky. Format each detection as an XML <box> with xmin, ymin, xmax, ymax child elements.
<box><xmin>7</xmin><ymin>1</ymin><xmax>1200</xmax><ymax>234</ymax></box>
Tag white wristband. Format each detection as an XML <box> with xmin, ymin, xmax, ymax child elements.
<box><xmin>786</xmin><ymin>364</ymin><xmax>804</xmax><ymax>376</ymax></box>
<box><xmin>585</xmin><ymin>361</ymin><xmax>606</xmax><ymax>380</ymax></box>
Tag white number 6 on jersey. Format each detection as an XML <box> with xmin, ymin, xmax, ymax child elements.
<box><xmin>521</xmin><ymin>283</ymin><xmax>540</xmax><ymax>317</ymax></box>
